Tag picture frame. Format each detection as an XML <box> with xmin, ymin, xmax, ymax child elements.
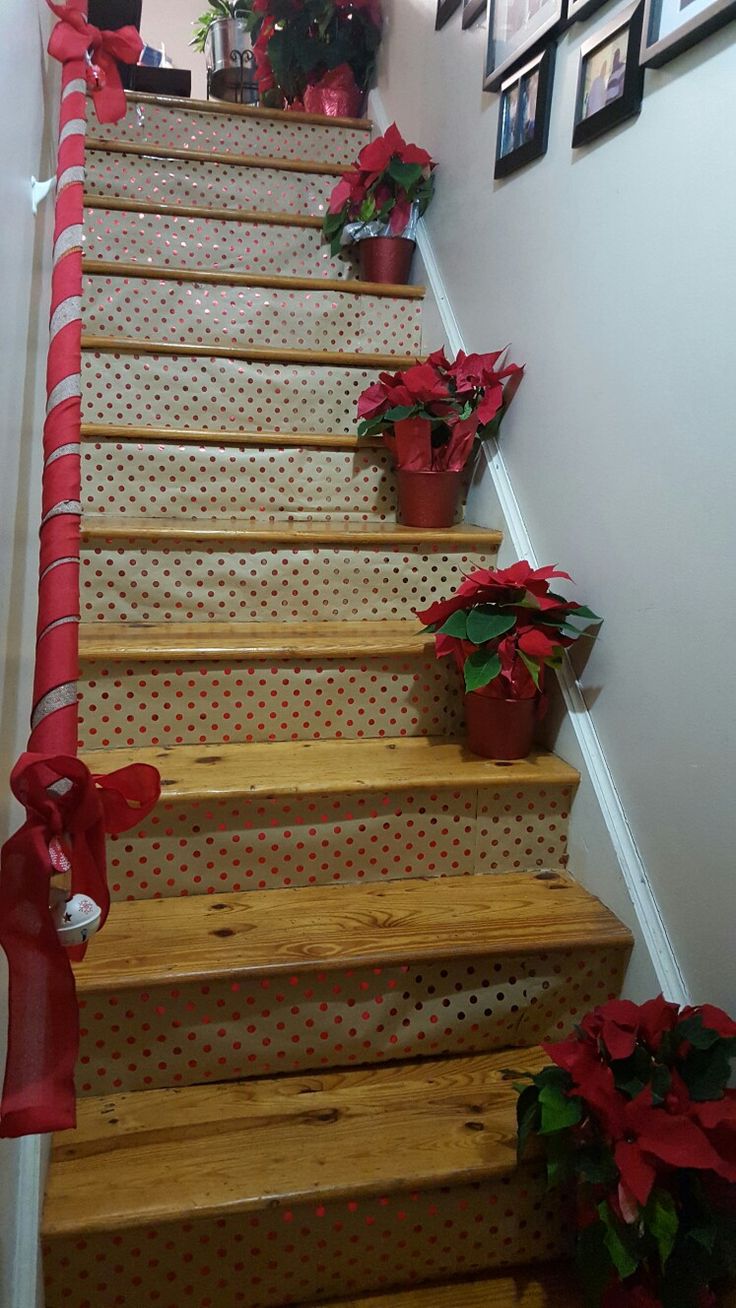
<box><xmin>640</xmin><ymin>0</ymin><xmax>736</xmax><ymax>63</ymax></box>
<box><xmin>494</xmin><ymin>45</ymin><xmax>556</xmax><ymax>177</ymax></box>
<box><xmin>567</xmin><ymin>0</ymin><xmax>608</xmax><ymax>25</ymax></box>
<box><xmin>572</xmin><ymin>0</ymin><xmax>645</xmax><ymax>146</ymax></box>
<box><xmin>463</xmin><ymin>0</ymin><xmax>487</xmax><ymax>25</ymax></box>
<box><xmin>436</xmin><ymin>0</ymin><xmax>463</xmax><ymax>28</ymax></box>
<box><xmin>483</xmin><ymin>0</ymin><xmax>566</xmax><ymax>91</ymax></box>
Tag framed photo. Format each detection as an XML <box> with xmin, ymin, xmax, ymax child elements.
<box><xmin>572</xmin><ymin>0</ymin><xmax>645</xmax><ymax>145</ymax></box>
<box><xmin>494</xmin><ymin>45</ymin><xmax>556</xmax><ymax>176</ymax></box>
<box><xmin>463</xmin><ymin>0</ymin><xmax>487</xmax><ymax>24</ymax></box>
<box><xmin>641</xmin><ymin>0</ymin><xmax>736</xmax><ymax>63</ymax></box>
<box><xmin>567</xmin><ymin>0</ymin><xmax>608</xmax><ymax>25</ymax></box>
<box><xmin>436</xmin><ymin>0</ymin><xmax>463</xmax><ymax>27</ymax></box>
<box><xmin>483</xmin><ymin>0</ymin><xmax>566</xmax><ymax>91</ymax></box>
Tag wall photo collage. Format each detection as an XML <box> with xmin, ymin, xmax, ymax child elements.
<box><xmin>438</xmin><ymin>0</ymin><xmax>735</xmax><ymax>178</ymax></box>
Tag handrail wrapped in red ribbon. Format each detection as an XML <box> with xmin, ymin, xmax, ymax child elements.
<box><xmin>47</xmin><ymin>0</ymin><xmax>143</xmax><ymax>124</ymax></box>
<box><xmin>0</xmin><ymin>754</ymin><xmax>160</xmax><ymax>1137</ymax></box>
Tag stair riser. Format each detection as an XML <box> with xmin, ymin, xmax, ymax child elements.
<box><xmin>103</xmin><ymin>783</ymin><xmax>574</xmax><ymax>902</ymax></box>
<box><xmin>77</xmin><ymin>654</ymin><xmax>461</xmax><ymax>750</ymax></box>
<box><xmin>83</xmin><ymin>275</ymin><xmax>422</xmax><ymax>358</ymax></box>
<box><xmin>82</xmin><ymin>441</ymin><xmax>398</xmax><ymax>521</ymax></box>
<box><xmin>91</xmin><ymin>101</ymin><xmax>369</xmax><ymax>167</ymax></box>
<box><xmin>76</xmin><ymin>945</ymin><xmax>624</xmax><ymax>1095</ymax></box>
<box><xmin>86</xmin><ymin>149</ymin><xmax>335</xmax><ymax>217</ymax></box>
<box><xmin>44</xmin><ymin>1168</ymin><xmax>569</xmax><ymax>1308</ymax></box>
<box><xmin>80</xmin><ymin>542</ymin><xmax>498</xmax><ymax>624</ymax></box>
<box><xmin>84</xmin><ymin>206</ymin><xmax>355</xmax><ymax>280</ymax></box>
<box><xmin>83</xmin><ymin>351</ymin><xmax>383</xmax><ymax>435</ymax></box>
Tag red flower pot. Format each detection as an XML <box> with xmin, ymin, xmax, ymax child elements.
<box><xmin>464</xmin><ymin>692</ymin><xmax>538</xmax><ymax>760</ymax></box>
<box><xmin>302</xmin><ymin>66</ymin><xmax>364</xmax><ymax>119</ymax></box>
<box><xmin>397</xmin><ymin>469</ymin><xmax>463</xmax><ymax>528</ymax></box>
<box><xmin>359</xmin><ymin>236</ymin><xmax>416</xmax><ymax>285</ymax></box>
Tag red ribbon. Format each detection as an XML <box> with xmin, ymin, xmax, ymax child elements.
<box><xmin>47</xmin><ymin>1</ymin><xmax>143</xmax><ymax>124</ymax></box>
<box><xmin>0</xmin><ymin>754</ymin><xmax>160</xmax><ymax>1137</ymax></box>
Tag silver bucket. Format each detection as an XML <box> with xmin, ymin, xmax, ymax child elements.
<box><xmin>204</xmin><ymin>17</ymin><xmax>259</xmax><ymax>105</ymax></box>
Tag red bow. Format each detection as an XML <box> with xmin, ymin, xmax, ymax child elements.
<box><xmin>47</xmin><ymin>1</ymin><xmax>143</xmax><ymax>124</ymax></box>
<box><xmin>0</xmin><ymin>753</ymin><xmax>160</xmax><ymax>1137</ymax></box>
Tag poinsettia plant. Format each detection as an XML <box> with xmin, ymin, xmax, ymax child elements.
<box><xmin>516</xmin><ymin>997</ymin><xmax>736</xmax><ymax>1308</ymax></box>
<box><xmin>323</xmin><ymin>123</ymin><xmax>436</xmax><ymax>255</ymax></box>
<box><xmin>357</xmin><ymin>347</ymin><xmax>524</xmax><ymax>473</ymax></box>
<box><xmin>416</xmin><ymin>561</ymin><xmax>601</xmax><ymax>699</ymax></box>
<box><xmin>249</xmin><ymin>0</ymin><xmax>381</xmax><ymax>109</ymax></box>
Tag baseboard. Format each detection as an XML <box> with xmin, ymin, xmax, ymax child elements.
<box><xmin>369</xmin><ymin>90</ymin><xmax>690</xmax><ymax>1007</ymax></box>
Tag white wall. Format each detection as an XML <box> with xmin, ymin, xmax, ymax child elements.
<box><xmin>374</xmin><ymin>0</ymin><xmax>736</xmax><ymax>1010</ymax></box>
<box><xmin>0</xmin><ymin>1</ymin><xmax>59</xmax><ymax>1303</ymax></box>
<box><xmin>140</xmin><ymin>0</ymin><xmax>210</xmax><ymax>99</ymax></box>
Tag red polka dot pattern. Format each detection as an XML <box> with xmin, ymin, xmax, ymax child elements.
<box><xmin>84</xmin><ymin>206</ymin><xmax>356</xmax><ymax>280</ymax></box>
<box><xmin>101</xmin><ymin>784</ymin><xmax>571</xmax><ymax>901</ymax></box>
<box><xmin>86</xmin><ymin>150</ymin><xmax>335</xmax><ymax>217</ymax></box>
<box><xmin>44</xmin><ymin>1171</ymin><xmax>570</xmax><ymax>1308</ymax></box>
<box><xmin>91</xmin><ymin>101</ymin><xmax>368</xmax><ymax>166</ymax></box>
<box><xmin>82</xmin><ymin>276</ymin><xmax>422</xmax><ymax>358</ymax></box>
<box><xmin>76</xmin><ymin>949</ymin><xmax>623</xmax><ymax>1096</ymax></box>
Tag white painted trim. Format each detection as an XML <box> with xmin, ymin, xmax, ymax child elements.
<box><xmin>14</xmin><ymin>1134</ymin><xmax>44</xmax><ymax>1308</ymax></box>
<box><xmin>370</xmin><ymin>90</ymin><xmax>690</xmax><ymax>1005</ymax></box>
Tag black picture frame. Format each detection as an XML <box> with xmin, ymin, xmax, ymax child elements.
<box><xmin>463</xmin><ymin>0</ymin><xmax>487</xmax><ymax>25</ymax></box>
<box><xmin>436</xmin><ymin>0</ymin><xmax>463</xmax><ymax>28</ymax></box>
<box><xmin>572</xmin><ymin>0</ymin><xmax>645</xmax><ymax>146</ymax></box>
<box><xmin>483</xmin><ymin>0</ymin><xmax>566</xmax><ymax>91</ymax></box>
<box><xmin>494</xmin><ymin>45</ymin><xmax>556</xmax><ymax>177</ymax></box>
<box><xmin>640</xmin><ymin>0</ymin><xmax>736</xmax><ymax>63</ymax></box>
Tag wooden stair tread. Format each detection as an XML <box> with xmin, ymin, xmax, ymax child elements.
<box><xmin>81</xmin><ymin>333</ymin><xmax>419</xmax><ymax>371</ymax></box>
<box><xmin>79</xmin><ymin>619</ymin><xmax>434</xmax><ymax>661</ymax></box>
<box><xmin>43</xmin><ymin>1048</ymin><xmax>549</xmax><ymax>1235</ymax></box>
<box><xmin>83</xmin><ymin>258</ymin><xmax>425</xmax><ymax>300</ymax></box>
<box><xmin>80</xmin><ymin>515</ymin><xmax>502</xmax><ymax>546</ymax></box>
<box><xmin>80</xmin><ymin>737</ymin><xmax>575</xmax><ymax>802</ymax></box>
<box><xmin>80</xmin><ymin>423</ymin><xmax>384</xmax><ymax>450</ymax></box>
<box><xmin>123</xmin><ymin>89</ymin><xmax>372</xmax><ymax>132</ymax></box>
<box><xmin>84</xmin><ymin>194</ymin><xmax>326</xmax><ymax>228</ymax></box>
<box><xmin>312</xmin><ymin>1265</ymin><xmax>583</xmax><ymax>1307</ymax></box>
<box><xmin>71</xmin><ymin>872</ymin><xmax>628</xmax><ymax>992</ymax></box>
<box><xmin>87</xmin><ymin>136</ymin><xmax>350</xmax><ymax>177</ymax></box>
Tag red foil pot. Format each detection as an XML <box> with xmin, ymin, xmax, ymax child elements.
<box><xmin>359</xmin><ymin>236</ymin><xmax>416</xmax><ymax>285</ymax></box>
<box><xmin>464</xmin><ymin>692</ymin><xmax>538</xmax><ymax>759</ymax></box>
<box><xmin>396</xmin><ymin>469</ymin><xmax>463</xmax><ymax>528</ymax></box>
<box><xmin>302</xmin><ymin>66</ymin><xmax>364</xmax><ymax>118</ymax></box>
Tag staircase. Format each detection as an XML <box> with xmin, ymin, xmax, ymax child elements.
<box><xmin>42</xmin><ymin>92</ymin><xmax>632</xmax><ymax>1308</ymax></box>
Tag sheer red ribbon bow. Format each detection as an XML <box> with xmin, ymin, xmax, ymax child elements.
<box><xmin>0</xmin><ymin>754</ymin><xmax>160</xmax><ymax>1137</ymax></box>
<box><xmin>47</xmin><ymin>1</ymin><xmax>143</xmax><ymax>124</ymax></box>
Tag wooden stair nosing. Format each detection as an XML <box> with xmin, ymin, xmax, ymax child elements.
<box><xmin>83</xmin><ymin>257</ymin><xmax>426</xmax><ymax>300</ymax></box>
<box><xmin>122</xmin><ymin>88</ymin><xmax>372</xmax><ymax>132</ymax></box>
<box><xmin>69</xmin><ymin>872</ymin><xmax>632</xmax><ymax>994</ymax></box>
<box><xmin>81</xmin><ymin>333</ymin><xmax>420</xmax><ymax>371</ymax></box>
<box><xmin>78</xmin><ymin>619</ymin><xmax>435</xmax><ymax>663</ymax></box>
<box><xmin>79</xmin><ymin>737</ymin><xmax>577</xmax><ymax>804</ymax></box>
<box><xmin>43</xmin><ymin>1048</ymin><xmax>548</xmax><ymax>1237</ymax></box>
<box><xmin>302</xmin><ymin>1265</ymin><xmax>584</xmax><ymax>1307</ymax></box>
<box><xmin>80</xmin><ymin>514</ymin><xmax>502</xmax><ymax>547</ymax></box>
<box><xmin>79</xmin><ymin>422</ymin><xmax>384</xmax><ymax>451</ymax></box>
<box><xmin>86</xmin><ymin>135</ymin><xmax>350</xmax><ymax>177</ymax></box>
<box><xmin>84</xmin><ymin>193</ymin><xmax>326</xmax><ymax>229</ymax></box>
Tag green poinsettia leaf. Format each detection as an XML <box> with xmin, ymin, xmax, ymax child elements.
<box><xmin>686</xmin><ymin>1225</ymin><xmax>717</xmax><ymax>1254</ymax></box>
<box><xmin>438</xmin><ymin>611</ymin><xmax>468</xmax><ymax>639</ymax></box>
<box><xmin>576</xmin><ymin>1220</ymin><xmax>615</xmax><ymax>1308</ymax></box>
<box><xmin>465</xmin><ymin>608</ymin><xmax>515</xmax><ymax>645</ymax></box>
<box><xmin>537</xmin><ymin>1081</ymin><xmax>582</xmax><ymax>1135</ymax></box>
<box><xmin>544</xmin><ymin>1128</ymin><xmax>576</xmax><ymax>1187</ymax></box>
<box><xmin>570</xmin><ymin>605</ymin><xmax>602</xmax><ymax>622</ymax></box>
<box><xmin>598</xmin><ymin>1199</ymin><xmax>640</xmax><ymax>1279</ymax></box>
<box><xmin>576</xmin><ymin>1145</ymin><xmax>619</xmax><ymax>1187</ymax></box>
<box><xmin>518</xmin><ymin>649</ymin><xmax>542</xmax><ymax>689</ymax></box>
<box><xmin>516</xmin><ymin>1082</ymin><xmax>541</xmax><ymax>1162</ymax></box>
<box><xmin>387</xmin><ymin>158</ymin><xmax>424</xmax><ymax>190</ymax></box>
<box><xmin>463</xmin><ymin>649</ymin><xmax>501</xmax><ymax>692</ymax></box>
<box><xmin>382</xmin><ymin>404</ymin><xmax>417</xmax><ymax>422</ymax></box>
<box><xmin>644</xmin><ymin>1188</ymin><xmax>679</xmax><ymax>1269</ymax></box>
<box><xmin>675</xmin><ymin>1014</ymin><xmax>722</xmax><ymax>1050</ymax></box>
<box><xmin>680</xmin><ymin>1042</ymin><xmax>733</xmax><ymax>1100</ymax></box>
<box><xmin>650</xmin><ymin>1062</ymin><xmax>672</xmax><ymax>1105</ymax></box>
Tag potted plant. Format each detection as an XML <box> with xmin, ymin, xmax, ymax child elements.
<box><xmin>249</xmin><ymin>0</ymin><xmax>382</xmax><ymax>117</ymax></box>
<box><xmin>357</xmin><ymin>347</ymin><xmax>524</xmax><ymax>526</ymax></box>
<box><xmin>416</xmin><ymin>561</ymin><xmax>601</xmax><ymax>758</ymax></box>
<box><xmin>191</xmin><ymin>0</ymin><xmax>258</xmax><ymax>104</ymax></box>
<box><xmin>323</xmin><ymin>123</ymin><xmax>436</xmax><ymax>283</ymax></box>
<box><xmin>514</xmin><ymin>996</ymin><xmax>736</xmax><ymax>1307</ymax></box>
